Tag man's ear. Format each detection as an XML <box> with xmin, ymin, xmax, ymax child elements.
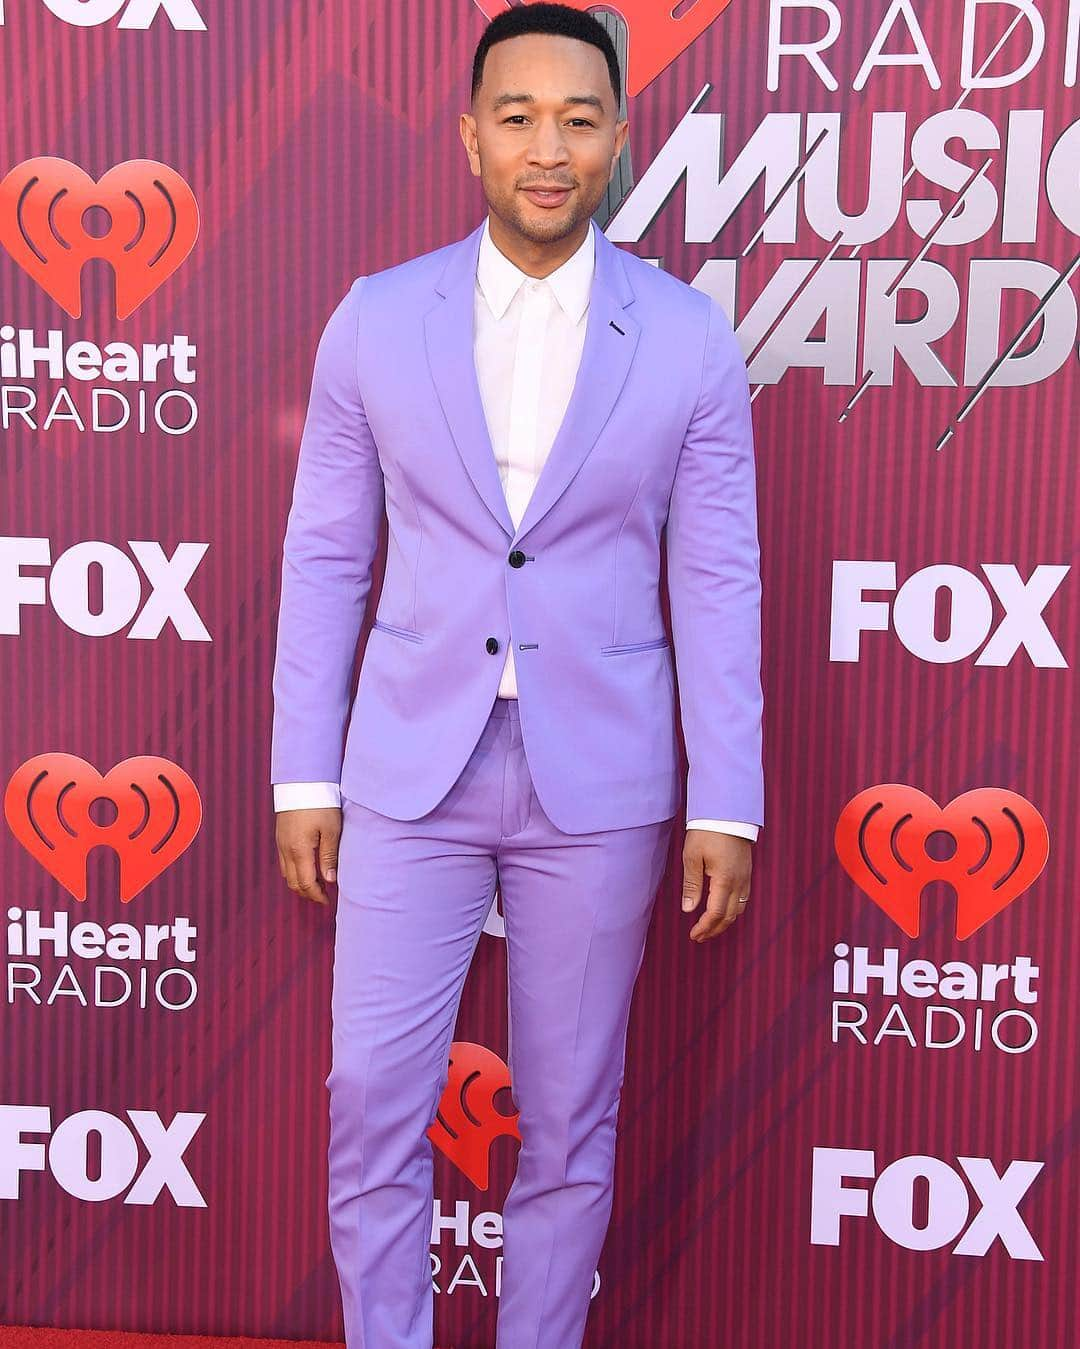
<box><xmin>460</xmin><ymin>113</ymin><xmax>481</xmax><ymax>176</ymax></box>
<box><xmin>611</xmin><ymin>117</ymin><xmax>629</xmax><ymax>172</ymax></box>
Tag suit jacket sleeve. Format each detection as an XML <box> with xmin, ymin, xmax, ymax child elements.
<box><xmin>270</xmin><ymin>277</ymin><xmax>385</xmax><ymax>788</ymax></box>
<box><xmin>665</xmin><ymin>296</ymin><xmax>764</xmax><ymax>828</ymax></box>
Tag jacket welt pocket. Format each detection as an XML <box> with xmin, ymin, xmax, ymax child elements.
<box><xmin>600</xmin><ymin>636</ymin><xmax>670</xmax><ymax>655</ymax></box>
<box><xmin>372</xmin><ymin>618</ymin><xmax>424</xmax><ymax>644</ymax></box>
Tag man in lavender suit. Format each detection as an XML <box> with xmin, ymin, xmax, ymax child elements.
<box><xmin>271</xmin><ymin>5</ymin><xmax>763</xmax><ymax>1345</ymax></box>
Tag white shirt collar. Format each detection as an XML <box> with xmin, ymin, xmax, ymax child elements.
<box><xmin>476</xmin><ymin>214</ymin><xmax>594</xmax><ymax>324</ymax></box>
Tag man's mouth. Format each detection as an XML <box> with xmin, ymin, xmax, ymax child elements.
<box><xmin>521</xmin><ymin>185</ymin><xmax>573</xmax><ymax>207</ymax></box>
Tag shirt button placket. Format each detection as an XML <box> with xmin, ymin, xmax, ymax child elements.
<box><xmin>505</xmin><ymin>280</ymin><xmax>552</xmax><ymax>527</ymax></box>
<box><xmin>500</xmin><ymin>279</ymin><xmax>552</xmax><ymax>697</ymax></box>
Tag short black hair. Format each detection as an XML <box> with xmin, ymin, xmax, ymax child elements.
<box><xmin>471</xmin><ymin>3</ymin><xmax>622</xmax><ymax>112</ymax></box>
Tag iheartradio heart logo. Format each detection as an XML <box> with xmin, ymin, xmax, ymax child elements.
<box><xmin>427</xmin><ymin>1040</ymin><xmax>521</xmax><ymax>1188</ymax></box>
<box><xmin>835</xmin><ymin>785</ymin><xmax>1049</xmax><ymax>940</ymax></box>
<box><xmin>4</xmin><ymin>752</ymin><xmax>202</xmax><ymax>903</ymax></box>
<box><xmin>0</xmin><ymin>156</ymin><xmax>199</xmax><ymax>318</ymax></box>
<box><xmin>470</xmin><ymin>0</ymin><xmax>736</xmax><ymax>96</ymax></box>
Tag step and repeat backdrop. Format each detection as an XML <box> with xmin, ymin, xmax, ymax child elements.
<box><xmin>1</xmin><ymin>2</ymin><xmax>1077</xmax><ymax>1345</ymax></box>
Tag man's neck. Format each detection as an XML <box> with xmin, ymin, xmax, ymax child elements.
<box><xmin>485</xmin><ymin>212</ymin><xmax>591</xmax><ymax>279</ymax></box>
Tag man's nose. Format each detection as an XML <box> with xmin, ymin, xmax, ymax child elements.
<box><xmin>526</xmin><ymin>121</ymin><xmax>571</xmax><ymax>165</ymax></box>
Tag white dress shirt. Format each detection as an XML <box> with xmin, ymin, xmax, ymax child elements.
<box><xmin>274</xmin><ymin>216</ymin><xmax>758</xmax><ymax>843</ymax></box>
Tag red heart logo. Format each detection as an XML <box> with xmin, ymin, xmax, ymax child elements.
<box><xmin>835</xmin><ymin>785</ymin><xmax>1049</xmax><ymax>940</ymax></box>
<box><xmin>471</xmin><ymin>0</ymin><xmax>736</xmax><ymax>96</ymax></box>
<box><xmin>0</xmin><ymin>156</ymin><xmax>199</xmax><ymax>318</ymax></box>
<box><xmin>4</xmin><ymin>752</ymin><xmax>202</xmax><ymax>903</ymax></box>
<box><xmin>427</xmin><ymin>1041</ymin><xmax>521</xmax><ymax>1189</ymax></box>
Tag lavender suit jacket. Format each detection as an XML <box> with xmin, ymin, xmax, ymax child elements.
<box><xmin>270</xmin><ymin>217</ymin><xmax>764</xmax><ymax>836</ymax></box>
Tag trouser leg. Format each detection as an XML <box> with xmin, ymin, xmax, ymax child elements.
<box><xmin>492</xmin><ymin>700</ymin><xmax>675</xmax><ymax>1349</ymax></box>
<box><xmin>326</xmin><ymin>708</ymin><xmax>508</xmax><ymax>1348</ymax></box>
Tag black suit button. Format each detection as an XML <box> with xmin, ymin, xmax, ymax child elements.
<box><xmin>486</xmin><ymin>636</ymin><xmax>500</xmax><ymax>654</ymax></box>
<box><xmin>508</xmin><ymin>549</ymin><xmax>527</xmax><ymax>568</ymax></box>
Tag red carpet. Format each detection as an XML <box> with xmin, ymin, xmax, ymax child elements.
<box><xmin>0</xmin><ymin>1333</ymin><xmax>458</xmax><ymax>1348</ymax></box>
<box><xmin>0</xmin><ymin>1333</ymin><xmax>345</xmax><ymax>1348</ymax></box>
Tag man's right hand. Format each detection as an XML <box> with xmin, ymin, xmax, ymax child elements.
<box><xmin>276</xmin><ymin>807</ymin><xmax>342</xmax><ymax>906</ymax></box>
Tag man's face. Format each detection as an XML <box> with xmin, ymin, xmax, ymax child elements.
<box><xmin>462</xmin><ymin>32</ymin><xmax>628</xmax><ymax>247</ymax></box>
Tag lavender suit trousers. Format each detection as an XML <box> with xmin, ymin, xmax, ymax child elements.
<box><xmin>326</xmin><ymin>694</ymin><xmax>675</xmax><ymax>1348</ymax></box>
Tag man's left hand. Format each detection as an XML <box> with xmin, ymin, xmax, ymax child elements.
<box><xmin>681</xmin><ymin>830</ymin><xmax>753</xmax><ymax>942</ymax></box>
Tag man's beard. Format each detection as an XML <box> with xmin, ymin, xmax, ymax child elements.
<box><xmin>496</xmin><ymin>184</ymin><xmax>598</xmax><ymax>245</ymax></box>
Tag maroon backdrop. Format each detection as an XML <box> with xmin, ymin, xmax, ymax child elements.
<box><xmin>1</xmin><ymin>2</ymin><xmax>1077</xmax><ymax>1345</ymax></box>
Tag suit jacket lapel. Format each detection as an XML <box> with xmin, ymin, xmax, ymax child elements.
<box><xmin>513</xmin><ymin>222</ymin><xmax>639</xmax><ymax>543</ymax></box>
<box><xmin>424</xmin><ymin>216</ymin><xmax>640</xmax><ymax>545</ymax></box>
<box><xmin>424</xmin><ymin>219</ymin><xmax>516</xmax><ymax>537</ymax></box>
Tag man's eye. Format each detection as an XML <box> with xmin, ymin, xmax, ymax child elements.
<box><xmin>501</xmin><ymin>115</ymin><xmax>595</xmax><ymax>126</ymax></box>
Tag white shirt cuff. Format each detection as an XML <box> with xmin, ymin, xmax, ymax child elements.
<box><xmin>273</xmin><ymin>781</ymin><xmax>342</xmax><ymax>812</ymax></box>
<box><xmin>685</xmin><ymin>818</ymin><xmax>759</xmax><ymax>842</ymax></box>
